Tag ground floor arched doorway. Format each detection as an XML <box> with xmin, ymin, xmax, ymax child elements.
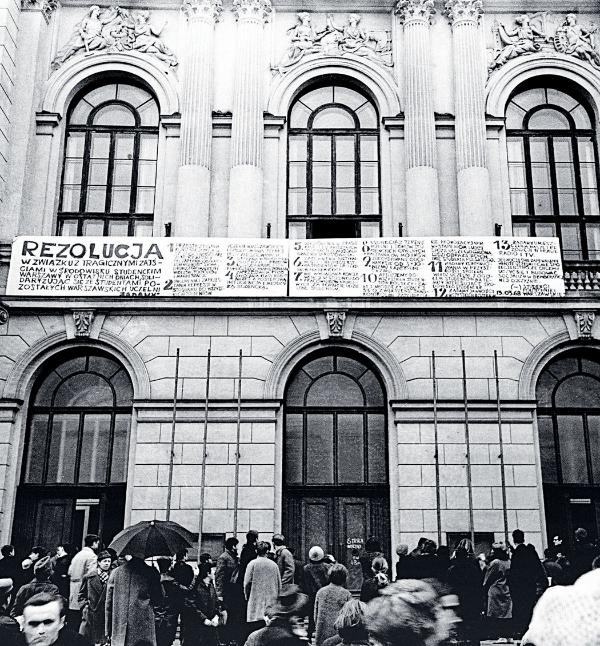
<box><xmin>283</xmin><ymin>350</ymin><xmax>390</xmax><ymax>587</ymax></box>
<box><xmin>536</xmin><ymin>350</ymin><xmax>600</xmax><ymax>549</ymax></box>
<box><xmin>11</xmin><ymin>350</ymin><xmax>132</xmax><ymax>552</ymax></box>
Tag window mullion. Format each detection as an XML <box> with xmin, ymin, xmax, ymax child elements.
<box><xmin>331</xmin><ymin>135</ymin><xmax>336</xmax><ymax>216</ymax></box>
<box><xmin>523</xmin><ymin>135</ymin><xmax>536</xmax><ymax>233</ymax></box>
<box><xmin>355</xmin><ymin>133</ymin><xmax>361</xmax><ymax>217</ymax></box>
<box><xmin>74</xmin><ymin>413</ymin><xmax>85</xmax><ymax>485</ymax></box>
<box><xmin>130</xmin><ymin>130</ymin><xmax>141</xmax><ymax>215</ymax></box>
<box><xmin>105</xmin><ymin>132</ymin><xmax>117</xmax><ymax>220</ymax></box>
<box><xmin>572</xmin><ymin>134</ymin><xmax>589</xmax><ymax>259</ymax></box>
<box><xmin>307</xmin><ymin>134</ymin><xmax>313</xmax><ymax>217</ymax></box>
<box><xmin>79</xmin><ymin>130</ymin><xmax>93</xmax><ymax>215</ymax></box>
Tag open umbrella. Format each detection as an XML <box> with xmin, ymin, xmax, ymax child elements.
<box><xmin>109</xmin><ymin>520</ymin><xmax>195</xmax><ymax>559</ymax></box>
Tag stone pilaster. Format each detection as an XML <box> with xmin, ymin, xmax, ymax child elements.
<box><xmin>175</xmin><ymin>0</ymin><xmax>222</xmax><ymax>237</ymax></box>
<box><xmin>444</xmin><ymin>0</ymin><xmax>491</xmax><ymax>235</ymax></box>
<box><xmin>396</xmin><ymin>0</ymin><xmax>440</xmax><ymax>236</ymax></box>
<box><xmin>227</xmin><ymin>0</ymin><xmax>272</xmax><ymax>238</ymax></box>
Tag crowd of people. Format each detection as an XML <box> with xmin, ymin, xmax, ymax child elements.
<box><xmin>0</xmin><ymin>526</ymin><xmax>599</xmax><ymax>646</ymax></box>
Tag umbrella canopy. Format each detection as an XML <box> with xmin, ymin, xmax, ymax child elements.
<box><xmin>109</xmin><ymin>520</ymin><xmax>195</xmax><ymax>559</ymax></box>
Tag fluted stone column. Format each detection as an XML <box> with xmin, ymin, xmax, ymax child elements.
<box><xmin>227</xmin><ymin>0</ymin><xmax>271</xmax><ymax>238</ymax></box>
<box><xmin>445</xmin><ymin>0</ymin><xmax>491</xmax><ymax>235</ymax></box>
<box><xmin>176</xmin><ymin>0</ymin><xmax>222</xmax><ymax>237</ymax></box>
<box><xmin>396</xmin><ymin>0</ymin><xmax>440</xmax><ymax>236</ymax></box>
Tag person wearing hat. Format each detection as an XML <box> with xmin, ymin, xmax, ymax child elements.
<box><xmin>271</xmin><ymin>535</ymin><xmax>295</xmax><ymax>586</ymax></box>
<box><xmin>244</xmin><ymin>585</ymin><xmax>308</xmax><ymax>646</ymax></box>
<box><xmin>303</xmin><ymin>546</ymin><xmax>330</xmax><ymax>640</ymax></box>
<box><xmin>10</xmin><ymin>555</ymin><xmax>59</xmax><ymax>618</ymax></box>
<box><xmin>78</xmin><ymin>551</ymin><xmax>113</xmax><ymax>645</ymax></box>
<box><xmin>244</xmin><ymin>542</ymin><xmax>281</xmax><ymax>634</ymax></box>
<box><xmin>215</xmin><ymin>537</ymin><xmax>242</xmax><ymax>646</ymax></box>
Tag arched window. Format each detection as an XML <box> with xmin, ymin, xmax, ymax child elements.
<box><xmin>285</xmin><ymin>352</ymin><xmax>386</xmax><ymax>486</ymax></box>
<box><xmin>507</xmin><ymin>86</ymin><xmax>600</xmax><ymax>262</ymax></box>
<box><xmin>536</xmin><ymin>351</ymin><xmax>600</xmax><ymax>485</ymax></box>
<box><xmin>24</xmin><ymin>352</ymin><xmax>133</xmax><ymax>485</ymax></box>
<box><xmin>287</xmin><ymin>84</ymin><xmax>381</xmax><ymax>239</ymax></box>
<box><xmin>58</xmin><ymin>81</ymin><xmax>159</xmax><ymax>237</ymax></box>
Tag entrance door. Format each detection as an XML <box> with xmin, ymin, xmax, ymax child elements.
<box><xmin>283</xmin><ymin>352</ymin><xmax>390</xmax><ymax>580</ymax></box>
<box><xmin>12</xmin><ymin>351</ymin><xmax>133</xmax><ymax>553</ymax></box>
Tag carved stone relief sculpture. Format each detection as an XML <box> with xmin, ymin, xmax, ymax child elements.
<box><xmin>21</xmin><ymin>0</ymin><xmax>59</xmax><ymax>23</ymax></box>
<box><xmin>274</xmin><ymin>12</ymin><xmax>392</xmax><ymax>74</ymax></box>
<box><xmin>489</xmin><ymin>13</ymin><xmax>600</xmax><ymax>73</ymax></box>
<box><xmin>51</xmin><ymin>5</ymin><xmax>178</xmax><ymax>70</ymax></box>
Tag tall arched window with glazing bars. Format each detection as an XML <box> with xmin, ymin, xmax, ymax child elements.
<box><xmin>58</xmin><ymin>81</ymin><xmax>159</xmax><ymax>237</ymax></box>
<box><xmin>287</xmin><ymin>83</ymin><xmax>381</xmax><ymax>239</ymax></box>
<box><xmin>507</xmin><ymin>86</ymin><xmax>600</xmax><ymax>264</ymax></box>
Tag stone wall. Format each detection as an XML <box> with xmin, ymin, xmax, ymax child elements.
<box><xmin>0</xmin><ymin>0</ymin><xmax>18</xmax><ymax>202</ymax></box>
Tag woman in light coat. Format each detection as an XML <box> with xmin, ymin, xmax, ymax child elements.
<box><xmin>314</xmin><ymin>564</ymin><xmax>352</xmax><ymax>646</ymax></box>
<box><xmin>244</xmin><ymin>541</ymin><xmax>281</xmax><ymax>633</ymax></box>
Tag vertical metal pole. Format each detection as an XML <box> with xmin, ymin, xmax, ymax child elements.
<box><xmin>494</xmin><ymin>350</ymin><xmax>510</xmax><ymax>546</ymax></box>
<box><xmin>197</xmin><ymin>348</ymin><xmax>212</xmax><ymax>564</ymax></box>
<box><xmin>432</xmin><ymin>352</ymin><xmax>442</xmax><ymax>547</ymax></box>
<box><xmin>461</xmin><ymin>350</ymin><xmax>475</xmax><ymax>548</ymax></box>
<box><xmin>166</xmin><ymin>348</ymin><xmax>180</xmax><ymax>521</ymax></box>
<box><xmin>233</xmin><ymin>349</ymin><xmax>243</xmax><ymax>537</ymax></box>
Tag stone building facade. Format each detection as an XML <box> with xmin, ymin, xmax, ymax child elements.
<box><xmin>0</xmin><ymin>0</ymin><xmax>600</xmax><ymax>562</ymax></box>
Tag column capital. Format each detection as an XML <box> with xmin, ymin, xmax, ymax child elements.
<box><xmin>21</xmin><ymin>0</ymin><xmax>59</xmax><ymax>24</ymax></box>
<box><xmin>181</xmin><ymin>0</ymin><xmax>223</xmax><ymax>23</ymax></box>
<box><xmin>444</xmin><ymin>0</ymin><xmax>483</xmax><ymax>25</ymax></box>
<box><xmin>233</xmin><ymin>0</ymin><xmax>272</xmax><ymax>24</ymax></box>
<box><xmin>395</xmin><ymin>0</ymin><xmax>435</xmax><ymax>24</ymax></box>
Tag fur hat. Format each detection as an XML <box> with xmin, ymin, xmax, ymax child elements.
<box><xmin>33</xmin><ymin>556</ymin><xmax>53</xmax><ymax>580</ymax></box>
<box><xmin>97</xmin><ymin>551</ymin><xmax>113</xmax><ymax>562</ymax></box>
<box><xmin>309</xmin><ymin>546</ymin><xmax>324</xmax><ymax>562</ymax></box>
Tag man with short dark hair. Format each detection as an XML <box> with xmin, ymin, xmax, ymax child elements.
<box><xmin>508</xmin><ymin>529</ymin><xmax>547</xmax><ymax>637</ymax></box>
<box><xmin>272</xmin><ymin>535</ymin><xmax>294</xmax><ymax>586</ymax></box>
<box><xmin>20</xmin><ymin>592</ymin><xmax>92</xmax><ymax>646</ymax></box>
<box><xmin>215</xmin><ymin>537</ymin><xmax>242</xmax><ymax>645</ymax></box>
<box><xmin>68</xmin><ymin>536</ymin><xmax>99</xmax><ymax>630</ymax></box>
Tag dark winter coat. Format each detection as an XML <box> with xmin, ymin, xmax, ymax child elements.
<box><xmin>180</xmin><ymin>580</ymin><xmax>219</xmax><ymax>646</ymax></box>
<box><xmin>10</xmin><ymin>579</ymin><xmax>59</xmax><ymax>617</ymax></box>
<box><xmin>105</xmin><ymin>558</ymin><xmax>163</xmax><ymax>646</ymax></box>
<box><xmin>358</xmin><ymin>551</ymin><xmax>383</xmax><ymax>579</ymax></box>
<box><xmin>214</xmin><ymin>549</ymin><xmax>239</xmax><ymax>600</ymax></box>
<box><xmin>447</xmin><ymin>555</ymin><xmax>484</xmax><ymax>621</ymax></box>
<box><xmin>154</xmin><ymin>573</ymin><xmax>186</xmax><ymax>646</ymax></box>
<box><xmin>52</xmin><ymin>554</ymin><xmax>72</xmax><ymax>600</ymax></box>
<box><xmin>239</xmin><ymin>543</ymin><xmax>258</xmax><ymax>585</ymax></box>
<box><xmin>409</xmin><ymin>554</ymin><xmax>446</xmax><ymax>581</ymax></box>
<box><xmin>79</xmin><ymin>571</ymin><xmax>109</xmax><ymax>644</ymax></box>
<box><xmin>275</xmin><ymin>547</ymin><xmax>295</xmax><ymax>586</ymax></box>
<box><xmin>0</xmin><ymin>557</ymin><xmax>20</xmax><ymax>584</ymax></box>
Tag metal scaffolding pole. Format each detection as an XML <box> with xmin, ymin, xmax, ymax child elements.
<box><xmin>166</xmin><ymin>348</ymin><xmax>180</xmax><ymax>521</ymax></box>
<box><xmin>432</xmin><ymin>351</ymin><xmax>442</xmax><ymax>546</ymax></box>
<box><xmin>494</xmin><ymin>350</ymin><xmax>510</xmax><ymax>546</ymax></box>
<box><xmin>461</xmin><ymin>350</ymin><xmax>475</xmax><ymax>548</ymax></box>
<box><xmin>197</xmin><ymin>348</ymin><xmax>212</xmax><ymax>563</ymax></box>
<box><xmin>232</xmin><ymin>349</ymin><xmax>243</xmax><ymax>537</ymax></box>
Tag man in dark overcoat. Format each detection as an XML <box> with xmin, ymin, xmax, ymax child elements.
<box><xmin>105</xmin><ymin>556</ymin><xmax>163</xmax><ymax>646</ymax></box>
<box><xmin>78</xmin><ymin>551</ymin><xmax>113</xmax><ymax>645</ymax></box>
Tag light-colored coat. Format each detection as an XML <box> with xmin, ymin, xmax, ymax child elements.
<box><xmin>314</xmin><ymin>583</ymin><xmax>352</xmax><ymax>646</ymax></box>
<box><xmin>68</xmin><ymin>547</ymin><xmax>97</xmax><ymax>611</ymax></box>
<box><xmin>105</xmin><ymin>558</ymin><xmax>163</xmax><ymax>646</ymax></box>
<box><xmin>244</xmin><ymin>556</ymin><xmax>281</xmax><ymax>623</ymax></box>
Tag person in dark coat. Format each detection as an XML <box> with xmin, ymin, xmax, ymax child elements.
<box><xmin>0</xmin><ymin>546</ymin><xmax>20</xmax><ymax>584</ymax></box>
<box><xmin>358</xmin><ymin>537</ymin><xmax>383</xmax><ymax>580</ymax></box>
<box><xmin>21</xmin><ymin>546</ymin><xmax>49</xmax><ymax>585</ymax></box>
<box><xmin>11</xmin><ymin>556</ymin><xmax>59</xmax><ymax>618</ymax></box>
<box><xmin>314</xmin><ymin>565</ymin><xmax>351</xmax><ymax>646</ymax></box>
<box><xmin>181</xmin><ymin>563</ymin><xmax>220</xmax><ymax>646</ymax></box>
<box><xmin>154</xmin><ymin>557</ymin><xmax>186</xmax><ymax>646</ymax></box>
<box><xmin>542</xmin><ymin>548</ymin><xmax>566</xmax><ymax>586</ymax></box>
<box><xmin>239</xmin><ymin>531</ymin><xmax>259</xmax><ymax>585</ymax></box>
<box><xmin>447</xmin><ymin>540</ymin><xmax>483</xmax><ymax>644</ymax></box>
<box><xmin>215</xmin><ymin>537</ymin><xmax>242</xmax><ymax>645</ymax></box>
<box><xmin>303</xmin><ymin>546</ymin><xmax>330</xmax><ymax>640</ymax></box>
<box><xmin>409</xmin><ymin>540</ymin><xmax>445</xmax><ymax>582</ymax></box>
<box><xmin>571</xmin><ymin>527</ymin><xmax>599</xmax><ymax>581</ymax></box>
<box><xmin>171</xmin><ymin>550</ymin><xmax>194</xmax><ymax>589</ymax></box>
<box><xmin>105</xmin><ymin>555</ymin><xmax>163</xmax><ymax>646</ymax></box>
<box><xmin>244</xmin><ymin>585</ymin><xmax>307</xmax><ymax>646</ymax></box>
<box><xmin>78</xmin><ymin>551</ymin><xmax>113</xmax><ymax>645</ymax></box>
<box><xmin>52</xmin><ymin>544</ymin><xmax>74</xmax><ymax>602</ymax></box>
<box><xmin>508</xmin><ymin>529</ymin><xmax>547</xmax><ymax>638</ymax></box>
<box><xmin>288</xmin><ymin>548</ymin><xmax>304</xmax><ymax>592</ymax></box>
<box><xmin>394</xmin><ymin>545</ymin><xmax>409</xmax><ymax>581</ymax></box>
<box><xmin>20</xmin><ymin>592</ymin><xmax>93</xmax><ymax>646</ymax></box>
<box><xmin>272</xmin><ymin>535</ymin><xmax>295</xmax><ymax>586</ymax></box>
<box><xmin>359</xmin><ymin>556</ymin><xmax>389</xmax><ymax>603</ymax></box>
